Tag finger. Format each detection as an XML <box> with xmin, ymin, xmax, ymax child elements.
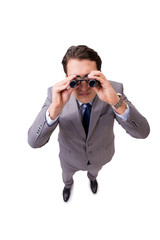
<box><xmin>89</xmin><ymin>75</ymin><xmax>106</xmax><ymax>85</ymax></box>
<box><xmin>68</xmin><ymin>74</ymin><xmax>77</xmax><ymax>78</ymax></box>
<box><xmin>89</xmin><ymin>74</ymin><xmax>110</xmax><ymax>87</ymax></box>
<box><xmin>66</xmin><ymin>74</ymin><xmax>77</xmax><ymax>81</ymax></box>
<box><xmin>54</xmin><ymin>75</ymin><xmax>76</xmax><ymax>92</ymax></box>
<box><xmin>88</xmin><ymin>71</ymin><xmax>105</xmax><ymax>83</ymax></box>
<box><xmin>61</xmin><ymin>75</ymin><xmax>77</xmax><ymax>89</ymax></box>
<box><xmin>53</xmin><ymin>82</ymin><xmax>69</xmax><ymax>93</ymax></box>
<box><xmin>56</xmin><ymin>74</ymin><xmax>76</xmax><ymax>86</ymax></box>
<box><xmin>88</xmin><ymin>71</ymin><xmax>101</xmax><ymax>77</ymax></box>
<box><xmin>67</xmin><ymin>86</ymin><xmax>74</xmax><ymax>95</ymax></box>
<box><xmin>88</xmin><ymin>71</ymin><xmax>109</xmax><ymax>81</ymax></box>
<box><xmin>60</xmin><ymin>77</ymin><xmax>77</xmax><ymax>92</ymax></box>
<box><xmin>92</xmin><ymin>86</ymin><xmax>99</xmax><ymax>94</ymax></box>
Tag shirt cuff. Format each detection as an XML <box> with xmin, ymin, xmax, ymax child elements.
<box><xmin>114</xmin><ymin>103</ymin><xmax>130</xmax><ymax>121</ymax></box>
<box><xmin>46</xmin><ymin>109</ymin><xmax>59</xmax><ymax>126</ymax></box>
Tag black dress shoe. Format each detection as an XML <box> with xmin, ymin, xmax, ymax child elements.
<box><xmin>63</xmin><ymin>187</ymin><xmax>71</xmax><ymax>202</ymax></box>
<box><xmin>90</xmin><ymin>179</ymin><xmax>98</xmax><ymax>194</ymax></box>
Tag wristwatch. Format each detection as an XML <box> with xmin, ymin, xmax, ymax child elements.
<box><xmin>112</xmin><ymin>94</ymin><xmax>124</xmax><ymax>109</ymax></box>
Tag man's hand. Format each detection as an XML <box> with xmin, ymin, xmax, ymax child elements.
<box><xmin>88</xmin><ymin>71</ymin><xmax>127</xmax><ymax>114</ymax></box>
<box><xmin>48</xmin><ymin>75</ymin><xmax>76</xmax><ymax>120</ymax></box>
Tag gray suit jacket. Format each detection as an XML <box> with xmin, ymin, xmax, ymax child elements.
<box><xmin>28</xmin><ymin>81</ymin><xmax>150</xmax><ymax>170</ymax></box>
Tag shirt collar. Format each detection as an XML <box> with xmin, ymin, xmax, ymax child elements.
<box><xmin>77</xmin><ymin>99</ymin><xmax>94</xmax><ymax>107</ymax></box>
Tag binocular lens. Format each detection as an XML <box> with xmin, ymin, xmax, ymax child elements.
<box><xmin>70</xmin><ymin>79</ymin><xmax>99</xmax><ymax>88</ymax></box>
<box><xmin>69</xmin><ymin>80</ymin><xmax>77</xmax><ymax>88</ymax></box>
<box><xmin>88</xmin><ymin>79</ymin><xmax>97</xmax><ymax>87</ymax></box>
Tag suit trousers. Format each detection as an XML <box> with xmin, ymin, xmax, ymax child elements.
<box><xmin>60</xmin><ymin>159</ymin><xmax>103</xmax><ymax>188</ymax></box>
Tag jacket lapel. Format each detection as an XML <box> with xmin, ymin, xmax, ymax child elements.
<box><xmin>65</xmin><ymin>94</ymin><xmax>86</xmax><ymax>140</ymax></box>
<box><xmin>87</xmin><ymin>95</ymin><xmax>105</xmax><ymax>140</ymax></box>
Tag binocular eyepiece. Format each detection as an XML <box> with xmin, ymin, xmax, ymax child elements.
<box><xmin>70</xmin><ymin>78</ymin><xmax>100</xmax><ymax>88</ymax></box>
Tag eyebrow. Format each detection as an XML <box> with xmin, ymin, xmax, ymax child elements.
<box><xmin>76</xmin><ymin>73</ymin><xmax>89</xmax><ymax>78</ymax></box>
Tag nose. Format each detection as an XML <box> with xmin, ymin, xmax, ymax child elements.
<box><xmin>79</xmin><ymin>81</ymin><xmax>89</xmax><ymax>91</ymax></box>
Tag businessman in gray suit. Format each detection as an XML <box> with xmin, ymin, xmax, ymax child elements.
<box><xmin>28</xmin><ymin>45</ymin><xmax>150</xmax><ymax>202</ymax></box>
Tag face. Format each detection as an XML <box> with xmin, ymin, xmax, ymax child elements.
<box><xmin>67</xmin><ymin>59</ymin><xmax>97</xmax><ymax>103</ymax></box>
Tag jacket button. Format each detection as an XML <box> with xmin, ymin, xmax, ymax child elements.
<box><xmin>88</xmin><ymin>143</ymin><xmax>92</xmax><ymax>146</ymax></box>
<box><xmin>132</xmin><ymin>120</ymin><xmax>138</xmax><ymax>128</ymax></box>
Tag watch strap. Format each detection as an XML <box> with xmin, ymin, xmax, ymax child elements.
<box><xmin>112</xmin><ymin>94</ymin><xmax>124</xmax><ymax>109</ymax></box>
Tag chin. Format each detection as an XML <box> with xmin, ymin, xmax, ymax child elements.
<box><xmin>73</xmin><ymin>92</ymin><xmax>96</xmax><ymax>103</ymax></box>
<box><xmin>77</xmin><ymin>96</ymin><xmax>94</xmax><ymax>104</ymax></box>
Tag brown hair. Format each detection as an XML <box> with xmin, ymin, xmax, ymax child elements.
<box><xmin>62</xmin><ymin>45</ymin><xmax>102</xmax><ymax>74</ymax></box>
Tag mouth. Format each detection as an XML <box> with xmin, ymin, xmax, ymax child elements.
<box><xmin>79</xmin><ymin>92</ymin><xmax>90</xmax><ymax>96</ymax></box>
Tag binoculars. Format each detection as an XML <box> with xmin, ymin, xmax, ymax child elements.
<box><xmin>70</xmin><ymin>77</ymin><xmax>100</xmax><ymax>88</ymax></box>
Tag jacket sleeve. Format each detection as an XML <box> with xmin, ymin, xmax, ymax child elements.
<box><xmin>28</xmin><ymin>87</ymin><xmax>58</xmax><ymax>148</ymax></box>
<box><xmin>115</xmin><ymin>92</ymin><xmax>150</xmax><ymax>139</ymax></box>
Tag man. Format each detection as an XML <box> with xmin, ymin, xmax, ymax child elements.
<box><xmin>28</xmin><ymin>45</ymin><xmax>150</xmax><ymax>202</ymax></box>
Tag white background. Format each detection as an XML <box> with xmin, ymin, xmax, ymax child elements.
<box><xmin>0</xmin><ymin>0</ymin><xmax>160</xmax><ymax>239</ymax></box>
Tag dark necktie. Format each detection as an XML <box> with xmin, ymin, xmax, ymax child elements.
<box><xmin>82</xmin><ymin>103</ymin><xmax>92</xmax><ymax>136</ymax></box>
